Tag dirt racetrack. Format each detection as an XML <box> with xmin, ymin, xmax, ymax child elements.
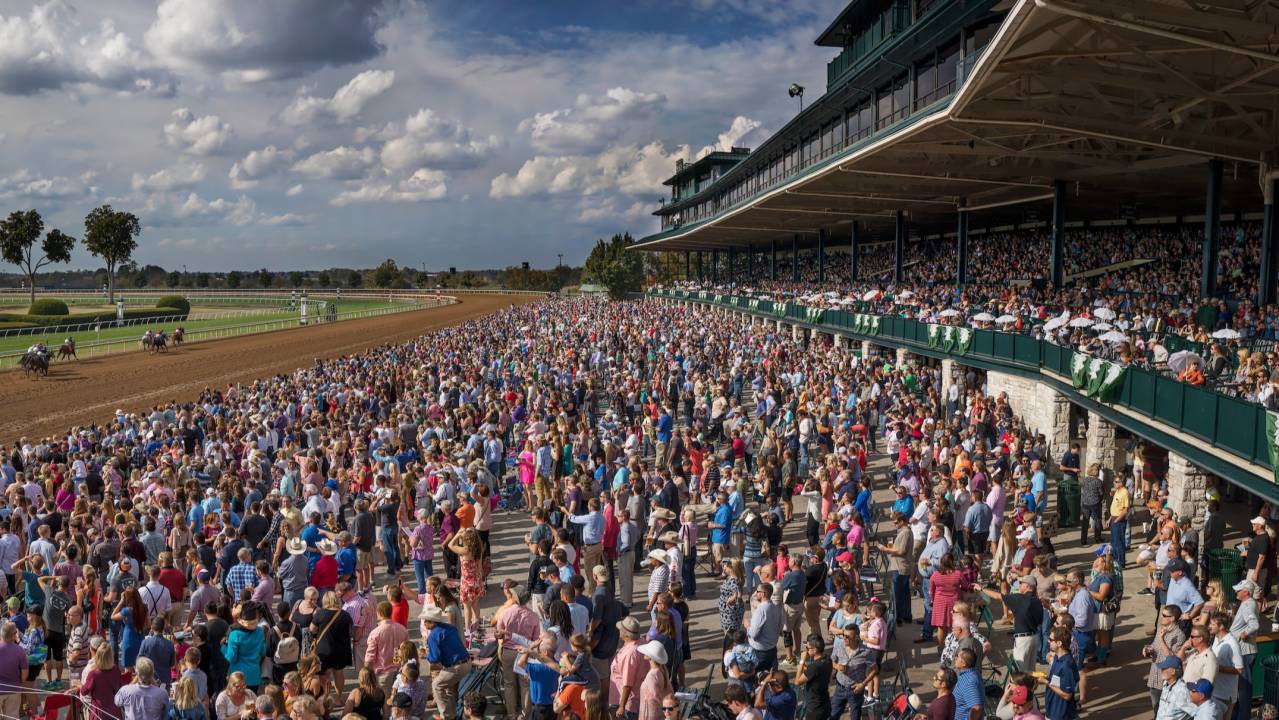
<box><xmin>0</xmin><ymin>293</ymin><xmax>537</xmax><ymax>441</ymax></box>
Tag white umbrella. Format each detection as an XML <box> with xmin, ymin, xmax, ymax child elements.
<box><xmin>1211</xmin><ymin>328</ymin><xmax>1242</xmax><ymax>340</ymax></box>
<box><xmin>898</xmin><ymin>290</ymin><xmax>914</xmax><ymax>298</ymax></box>
<box><xmin>862</xmin><ymin>290</ymin><xmax>879</xmax><ymax>301</ymax></box>
<box><xmin>972</xmin><ymin>312</ymin><xmax>996</xmax><ymax>322</ymax></box>
<box><xmin>938</xmin><ymin>308</ymin><xmax>961</xmax><ymax>318</ymax></box>
<box><xmin>1167</xmin><ymin>350</ymin><xmax>1205</xmax><ymax>373</ymax></box>
<box><xmin>1068</xmin><ymin>317</ymin><xmax>1094</xmax><ymax>327</ymax></box>
<box><xmin>1099</xmin><ymin>331</ymin><xmax>1129</xmax><ymax>343</ymax></box>
<box><xmin>1092</xmin><ymin>322</ymin><xmax>1113</xmax><ymax>331</ymax></box>
<box><xmin>995</xmin><ymin>314</ymin><xmax>1017</xmax><ymax>324</ymax></box>
<box><xmin>1094</xmin><ymin>307</ymin><xmax>1116</xmax><ymax>320</ymax></box>
<box><xmin>1043</xmin><ymin>317</ymin><xmax>1067</xmax><ymax>332</ymax></box>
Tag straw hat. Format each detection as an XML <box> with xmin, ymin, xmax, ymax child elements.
<box><xmin>285</xmin><ymin>538</ymin><xmax>306</xmax><ymax>555</ymax></box>
<box><xmin>317</xmin><ymin>538</ymin><xmax>338</xmax><ymax>556</ymax></box>
<box><xmin>648</xmin><ymin>549</ymin><xmax>669</xmax><ymax>565</ymax></box>
<box><xmin>421</xmin><ymin>607</ymin><xmax>452</xmax><ymax>625</ymax></box>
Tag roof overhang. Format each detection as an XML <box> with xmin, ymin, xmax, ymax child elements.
<box><xmin>636</xmin><ymin>0</ymin><xmax>1279</xmax><ymax>253</ymax></box>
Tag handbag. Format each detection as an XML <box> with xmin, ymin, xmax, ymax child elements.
<box><xmin>303</xmin><ymin>609</ymin><xmax>342</xmax><ymax>662</ymax></box>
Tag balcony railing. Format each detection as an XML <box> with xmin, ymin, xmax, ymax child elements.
<box><xmin>653</xmin><ymin>289</ymin><xmax>1275</xmax><ymax>472</ymax></box>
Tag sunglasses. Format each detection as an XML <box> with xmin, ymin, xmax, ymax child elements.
<box><xmin>662</xmin><ymin>707</ymin><xmax>679</xmax><ymax>712</ymax></box>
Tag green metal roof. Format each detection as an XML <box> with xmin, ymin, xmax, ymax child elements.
<box><xmin>662</xmin><ymin>151</ymin><xmax>750</xmax><ymax>186</ymax></box>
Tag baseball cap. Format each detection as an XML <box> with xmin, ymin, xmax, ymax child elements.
<box><xmin>1017</xmin><ymin>575</ymin><xmax>1038</xmax><ymax>591</ymax></box>
<box><xmin>1190</xmin><ymin>679</ymin><xmax>1213</xmax><ymax>696</ymax></box>
<box><xmin>1009</xmin><ymin>685</ymin><xmax>1030</xmax><ymax>705</ymax></box>
<box><xmin>1235</xmin><ymin>579</ymin><xmax>1260</xmax><ymax>595</ymax></box>
<box><xmin>1156</xmin><ymin>656</ymin><xmax>1182</xmax><ymax>671</ymax></box>
<box><xmin>1016</xmin><ymin>527</ymin><xmax>1036</xmax><ymax>541</ymax></box>
<box><xmin>1093</xmin><ymin>543</ymin><xmax>1112</xmax><ymax>557</ymax></box>
<box><xmin>392</xmin><ymin>692</ymin><xmax>413</xmax><ymax>709</ymax></box>
<box><xmin>1165</xmin><ymin>559</ymin><xmax>1190</xmax><ymax>575</ymax></box>
<box><xmin>1252</xmin><ymin>516</ymin><xmax>1267</xmax><ymax>526</ymax></box>
<box><xmin>836</xmin><ymin>551</ymin><xmax>854</xmax><ymax>564</ymax></box>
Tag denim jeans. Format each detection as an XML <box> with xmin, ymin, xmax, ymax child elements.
<box><xmin>381</xmin><ymin>527</ymin><xmax>402</xmax><ymax>574</ymax></box>
<box><xmin>831</xmin><ymin>683</ymin><xmax>862</xmax><ymax>720</ymax></box>
<box><xmin>1237</xmin><ymin>654</ymin><xmax>1255</xmax><ymax>720</ymax></box>
<box><xmin>920</xmin><ymin>576</ymin><xmax>934</xmax><ymax>640</ymax></box>
<box><xmin>681</xmin><ymin>553</ymin><xmax>697</xmax><ymax>599</ymax></box>
<box><xmin>1037</xmin><ymin>606</ymin><xmax>1053</xmax><ymax>663</ymax></box>
<box><xmin>1073</xmin><ymin>629</ymin><xmax>1095</xmax><ymax>668</ymax></box>
<box><xmin>414</xmin><ymin>559</ymin><xmax>434</xmax><ymax>594</ymax></box>
<box><xmin>1110</xmin><ymin>519</ymin><xmax>1128</xmax><ymax>568</ymax></box>
<box><xmin>744</xmin><ymin>555</ymin><xmax>762</xmax><ymax>592</ymax></box>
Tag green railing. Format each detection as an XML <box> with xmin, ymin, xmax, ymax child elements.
<box><xmin>660</xmin><ymin>289</ymin><xmax>1273</xmax><ymax>470</ymax></box>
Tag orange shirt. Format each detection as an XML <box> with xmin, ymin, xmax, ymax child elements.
<box><xmin>455</xmin><ymin>503</ymin><xmax>476</xmax><ymax>529</ymax></box>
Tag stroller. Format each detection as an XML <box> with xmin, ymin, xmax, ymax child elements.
<box><xmin>456</xmin><ymin>641</ymin><xmax>506</xmax><ymax>719</ymax></box>
<box><xmin>498</xmin><ymin>473</ymin><xmax>526</xmax><ymax>511</ymax></box>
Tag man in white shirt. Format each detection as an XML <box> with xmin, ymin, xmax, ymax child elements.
<box><xmin>1209</xmin><ymin>612</ymin><xmax>1243</xmax><ymax>720</ymax></box>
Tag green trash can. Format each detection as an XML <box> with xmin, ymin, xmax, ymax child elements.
<box><xmin>1057</xmin><ymin>478</ymin><xmax>1080</xmax><ymax>528</ymax></box>
<box><xmin>1207</xmin><ymin>547</ymin><xmax>1244</xmax><ymax>589</ymax></box>
<box><xmin>1262</xmin><ymin>654</ymin><xmax>1279</xmax><ymax>707</ymax></box>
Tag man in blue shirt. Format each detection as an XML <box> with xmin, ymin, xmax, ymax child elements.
<box><xmin>1030</xmin><ymin>460</ymin><xmax>1047</xmax><ymax>515</ymax></box>
<box><xmin>424</xmin><ymin>607</ymin><xmax>471</xmax><ymax>720</ymax></box>
<box><xmin>891</xmin><ymin>485</ymin><xmax>914</xmax><ymax>518</ymax></box>
<box><xmin>517</xmin><ymin>635</ymin><xmax>562</xmax><ymax>717</ymax></box>
<box><xmin>754</xmin><ymin>669</ymin><xmax>797</xmax><ymax>720</ymax></box>
<box><xmin>709</xmin><ymin>494</ymin><xmax>733</xmax><ymax>569</ymax></box>
<box><xmin>569</xmin><ymin>500</ymin><xmax>605</xmax><ymax>591</ymax></box>
<box><xmin>952</xmin><ymin>648</ymin><xmax>984</xmax><ymax>720</ymax></box>
<box><xmin>963</xmin><ymin>490</ymin><xmax>993</xmax><ymax>563</ymax></box>
<box><xmin>1044</xmin><ymin>628</ymin><xmax>1079</xmax><ymax>720</ymax></box>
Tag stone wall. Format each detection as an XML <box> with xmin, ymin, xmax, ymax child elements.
<box><xmin>1167</xmin><ymin>452</ymin><xmax>1209</xmax><ymax>527</ymax></box>
<box><xmin>1084</xmin><ymin>413</ymin><xmax>1126</xmax><ymax>478</ymax></box>
<box><xmin>987</xmin><ymin>369</ymin><xmax>1071</xmax><ymax>457</ymax></box>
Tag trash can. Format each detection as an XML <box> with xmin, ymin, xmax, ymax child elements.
<box><xmin>1207</xmin><ymin>547</ymin><xmax>1244</xmax><ymax>590</ymax></box>
<box><xmin>1057</xmin><ymin>478</ymin><xmax>1080</xmax><ymax>528</ymax></box>
<box><xmin>1262</xmin><ymin>654</ymin><xmax>1279</xmax><ymax>707</ymax></box>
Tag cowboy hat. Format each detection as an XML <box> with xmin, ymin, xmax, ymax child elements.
<box><xmin>317</xmin><ymin>539</ymin><xmax>338</xmax><ymax>556</ymax></box>
<box><xmin>648</xmin><ymin>549</ymin><xmax>669</xmax><ymax>565</ymax></box>
<box><xmin>658</xmin><ymin>531</ymin><xmax>679</xmax><ymax>545</ymax></box>
<box><xmin>285</xmin><ymin>538</ymin><xmax>306</xmax><ymax>555</ymax></box>
<box><xmin>421</xmin><ymin>607</ymin><xmax>452</xmax><ymax>625</ymax></box>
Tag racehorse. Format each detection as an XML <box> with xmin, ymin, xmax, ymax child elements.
<box><xmin>57</xmin><ymin>338</ymin><xmax>76</xmax><ymax>360</ymax></box>
<box><xmin>141</xmin><ymin>330</ymin><xmax>168</xmax><ymax>353</ymax></box>
<box><xmin>20</xmin><ymin>349</ymin><xmax>49</xmax><ymax>378</ymax></box>
<box><xmin>173</xmin><ymin>326</ymin><xmax>184</xmax><ymax>346</ymax></box>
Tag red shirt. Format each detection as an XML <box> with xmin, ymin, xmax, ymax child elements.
<box><xmin>311</xmin><ymin>556</ymin><xmax>338</xmax><ymax>589</ymax></box>
<box><xmin>391</xmin><ymin>598</ymin><xmax>409</xmax><ymax>628</ymax></box>
<box><xmin>158</xmin><ymin>567</ymin><xmax>186</xmax><ymax>602</ymax></box>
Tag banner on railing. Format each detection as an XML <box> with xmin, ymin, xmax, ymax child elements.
<box><xmin>1071</xmin><ymin>354</ymin><xmax>1127</xmax><ymax>402</ymax></box>
<box><xmin>805</xmin><ymin>307</ymin><xmax>825</xmax><ymax>324</ymax></box>
<box><xmin>775</xmin><ymin>303</ymin><xmax>788</xmax><ymax>318</ymax></box>
<box><xmin>928</xmin><ymin>324</ymin><xmax>940</xmax><ymax>348</ymax></box>
<box><xmin>1268</xmin><ymin>412</ymin><xmax>1279</xmax><ymax>484</ymax></box>
<box><xmin>956</xmin><ymin>327</ymin><xmax>972</xmax><ymax>354</ymax></box>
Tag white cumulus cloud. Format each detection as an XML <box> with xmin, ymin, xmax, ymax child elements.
<box><xmin>229</xmin><ymin>145</ymin><xmax>293</xmax><ymax>189</ymax></box>
<box><xmin>131</xmin><ymin>160</ymin><xmax>207</xmax><ymax>192</ymax></box>
<box><xmin>519</xmin><ymin>87</ymin><xmax>666</xmax><ymax>154</ymax></box>
<box><xmin>260</xmin><ymin>212</ymin><xmax>310</xmax><ymax>226</ymax></box>
<box><xmin>286</xmin><ymin>184</ymin><xmax>304</xmax><ymax>196</ymax></box>
<box><xmin>331</xmin><ymin>169</ymin><xmax>447</xmax><ymax>206</ymax></box>
<box><xmin>0</xmin><ymin>168</ymin><xmax>93</xmax><ymax>201</ymax></box>
<box><xmin>164</xmin><ymin>108</ymin><xmax>234</xmax><ymax>155</ymax></box>
<box><xmin>378</xmin><ymin>109</ymin><xmax>500</xmax><ymax>172</ymax></box>
<box><xmin>291</xmin><ymin>146</ymin><xmax>377</xmax><ymax>180</ymax></box>
<box><xmin>175</xmin><ymin>192</ymin><xmax>256</xmax><ymax>226</ymax></box>
<box><xmin>282</xmin><ymin>69</ymin><xmax>395</xmax><ymax>125</ymax></box>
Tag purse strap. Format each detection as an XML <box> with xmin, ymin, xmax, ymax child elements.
<box><xmin>312</xmin><ymin>608</ymin><xmax>342</xmax><ymax>648</ymax></box>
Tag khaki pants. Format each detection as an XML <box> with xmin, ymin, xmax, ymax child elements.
<box><xmin>1012</xmin><ymin>634</ymin><xmax>1038</xmax><ymax>674</ymax></box>
<box><xmin>581</xmin><ymin>544</ymin><xmax>604</xmax><ymax>591</ymax></box>
<box><xmin>591</xmin><ymin>656</ymin><xmax>611</xmax><ymax>690</ymax></box>
<box><xmin>501</xmin><ymin>650</ymin><xmax>526</xmax><ymax>719</ymax></box>
<box><xmin>618</xmin><ymin>549</ymin><xmax>635</xmax><ymax>607</ymax></box>
<box><xmin>377</xmin><ymin>670</ymin><xmax>398</xmax><ymax>700</ymax></box>
<box><xmin>433</xmin><ymin>661</ymin><xmax>471</xmax><ymax>719</ymax></box>
<box><xmin>354</xmin><ymin>635</ymin><xmax>368</xmax><ymax>673</ymax></box>
<box><xmin>0</xmin><ymin>694</ymin><xmax>19</xmax><ymax>719</ymax></box>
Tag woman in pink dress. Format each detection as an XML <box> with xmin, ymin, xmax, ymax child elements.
<box><xmin>636</xmin><ymin>641</ymin><xmax>672</xmax><ymax>720</ymax></box>
<box><xmin>928</xmin><ymin>553</ymin><xmax>965</xmax><ymax>648</ymax></box>
<box><xmin>518</xmin><ymin>440</ymin><xmax>536</xmax><ymax>510</ymax></box>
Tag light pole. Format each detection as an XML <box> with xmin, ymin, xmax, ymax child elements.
<box><xmin>788</xmin><ymin>83</ymin><xmax>805</xmax><ymax>113</ymax></box>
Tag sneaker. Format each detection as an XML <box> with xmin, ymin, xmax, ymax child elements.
<box><xmin>1138</xmin><ymin>588</ymin><xmax>1154</xmax><ymax>596</ymax></box>
<box><xmin>862</xmin><ymin>696</ymin><xmax>877</xmax><ymax>708</ymax></box>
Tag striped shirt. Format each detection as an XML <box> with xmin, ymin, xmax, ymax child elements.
<box><xmin>952</xmin><ymin>668</ymin><xmax>983</xmax><ymax>720</ymax></box>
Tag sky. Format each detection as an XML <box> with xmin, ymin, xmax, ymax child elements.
<box><xmin>0</xmin><ymin>0</ymin><xmax>846</xmax><ymax>271</ymax></box>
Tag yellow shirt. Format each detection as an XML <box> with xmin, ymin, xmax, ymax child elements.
<box><xmin>1110</xmin><ymin>486</ymin><xmax>1130</xmax><ymax>519</ymax></box>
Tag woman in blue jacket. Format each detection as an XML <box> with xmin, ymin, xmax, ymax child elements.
<box><xmin>221</xmin><ymin>606</ymin><xmax>267</xmax><ymax>692</ymax></box>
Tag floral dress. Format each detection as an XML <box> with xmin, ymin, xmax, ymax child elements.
<box><xmin>718</xmin><ymin>577</ymin><xmax>745</xmax><ymax>633</ymax></box>
<box><xmin>459</xmin><ymin>556</ymin><xmax>483</xmax><ymax>603</ymax></box>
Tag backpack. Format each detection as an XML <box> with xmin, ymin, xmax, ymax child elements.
<box><xmin>274</xmin><ymin>632</ymin><xmax>300</xmax><ymax>664</ymax></box>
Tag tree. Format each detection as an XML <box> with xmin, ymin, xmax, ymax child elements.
<box><xmin>258</xmin><ymin>268</ymin><xmax>272</xmax><ymax>288</ymax></box>
<box><xmin>166</xmin><ymin>270</ymin><xmax>181</xmax><ymax>287</ymax></box>
<box><xmin>196</xmin><ymin>272</ymin><xmax>210</xmax><ymax>288</ymax></box>
<box><xmin>584</xmin><ymin>232</ymin><xmax>643</xmax><ymax>299</ymax></box>
<box><xmin>347</xmin><ymin>270</ymin><xmax>363</xmax><ymax>288</ymax></box>
<box><xmin>317</xmin><ymin>270</ymin><xmax>331</xmax><ymax>288</ymax></box>
<box><xmin>0</xmin><ymin>209</ymin><xmax>76</xmax><ymax>304</ymax></box>
<box><xmin>373</xmin><ymin>259</ymin><xmax>400</xmax><ymax>288</ymax></box>
<box><xmin>288</xmin><ymin>271</ymin><xmax>303</xmax><ymax>287</ymax></box>
<box><xmin>227</xmin><ymin>271</ymin><xmax>242</xmax><ymax>288</ymax></box>
<box><xmin>83</xmin><ymin>205</ymin><xmax>140</xmax><ymax>303</ymax></box>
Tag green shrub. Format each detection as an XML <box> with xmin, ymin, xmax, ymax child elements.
<box><xmin>155</xmin><ymin>295</ymin><xmax>191</xmax><ymax>314</ymax></box>
<box><xmin>0</xmin><ymin>308</ymin><xmax>185</xmax><ymax>328</ymax></box>
<box><xmin>28</xmin><ymin>298</ymin><xmax>69</xmax><ymax>316</ymax></box>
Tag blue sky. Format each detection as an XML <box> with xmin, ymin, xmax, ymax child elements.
<box><xmin>0</xmin><ymin>0</ymin><xmax>845</xmax><ymax>270</ymax></box>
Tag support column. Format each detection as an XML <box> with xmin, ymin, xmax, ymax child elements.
<box><xmin>728</xmin><ymin>246</ymin><xmax>735</xmax><ymax>285</ymax></box>
<box><xmin>957</xmin><ymin>208</ymin><xmax>969</xmax><ymax>285</ymax></box>
<box><xmin>893</xmin><ymin>211</ymin><xmax>905</xmax><ymax>284</ymax></box>
<box><xmin>1261</xmin><ymin>175</ymin><xmax>1278</xmax><ymax>306</ymax></box>
<box><xmin>817</xmin><ymin>228</ymin><xmax>828</xmax><ymax>284</ymax></box>
<box><xmin>770</xmin><ymin>238</ymin><xmax>778</xmax><ymax>281</ymax></box>
<box><xmin>1084</xmin><ymin>413</ymin><xmax>1125</xmax><ymax>481</ymax></box>
<box><xmin>850</xmin><ymin>221</ymin><xmax>860</xmax><ymax>283</ymax></box>
<box><xmin>791</xmin><ymin>234</ymin><xmax>800</xmax><ymax>282</ymax></box>
<box><xmin>684</xmin><ymin>251</ymin><xmax>690</xmax><ymax>280</ymax></box>
<box><xmin>792</xmin><ymin>324</ymin><xmax>803</xmax><ymax>342</ymax></box>
<box><xmin>940</xmin><ymin>358</ymin><xmax>954</xmax><ymax>414</ymax></box>
<box><xmin>895</xmin><ymin>347</ymin><xmax>909</xmax><ymax>368</ymax></box>
<box><xmin>1167</xmin><ymin>453</ymin><xmax>1210</xmax><ymax>527</ymax></box>
<box><xmin>696</xmin><ymin>251</ymin><xmax>704</xmax><ymax>282</ymax></box>
<box><xmin>711</xmin><ymin>249</ymin><xmax>719</xmax><ymax>283</ymax></box>
<box><xmin>1050</xmin><ymin>180</ymin><xmax>1065</xmax><ymax>289</ymax></box>
<box><xmin>1201</xmin><ymin>158</ymin><xmax>1222</xmax><ymax>297</ymax></box>
<box><xmin>861</xmin><ymin>340</ymin><xmax>871</xmax><ymax>362</ymax></box>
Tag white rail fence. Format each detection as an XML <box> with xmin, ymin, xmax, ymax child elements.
<box><xmin>1</xmin><ymin>296</ymin><xmax>458</xmax><ymax>368</ymax></box>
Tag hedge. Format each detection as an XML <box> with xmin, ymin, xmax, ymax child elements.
<box><xmin>0</xmin><ymin>308</ymin><xmax>186</xmax><ymax>328</ymax></box>
<box><xmin>28</xmin><ymin>298</ymin><xmax>69</xmax><ymax>316</ymax></box>
<box><xmin>155</xmin><ymin>295</ymin><xmax>191</xmax><ymax>314</ymax></box>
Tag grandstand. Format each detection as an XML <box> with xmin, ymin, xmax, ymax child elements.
<box><xmin>638</xmin><ymin>0</ymin><xmax>1279</xmax><ymax>513</ymax></box>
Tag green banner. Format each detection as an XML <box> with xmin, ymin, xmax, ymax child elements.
<box><xmin>1086</xmin><ymin>357</ymin><xmax>1107</xmax><ymax>396</ymax></box>
<box><xmin>928</xmin><ymin>324</ymin><xmax>941</xmax><ymax>348</ymax></box>
<box><xmin>1268</xmin><ymin>411</ymin><xmax>1279</xmax><ymax>484</ymax></box>
<box><xmin>869</xmin><ymin>316</ymin><xmax>881</xmax><ymax>336</ymax></box>
<box><xmin>774</xmin><ymin>302</ymin><xmax>788</xmax><ymax>318</ymax></box>
<box><xmin>941</xmin><ymin>326</ymin><xmax>956</xmax><ymax>352</ymax></box>
<box><xmin>1071</xmin><ymin>353</ymin><xmax>1089</xmax><ymax>388</ymax></box>
<box><xmin>1097</xmin><ymin>362</ymin><xmax>1127</xmax><ymax>402</ymax></box>
<box><xmin>956</xmin><ymin>328</ymin><xmax>973</xmax><ymax>355</ymax></box>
